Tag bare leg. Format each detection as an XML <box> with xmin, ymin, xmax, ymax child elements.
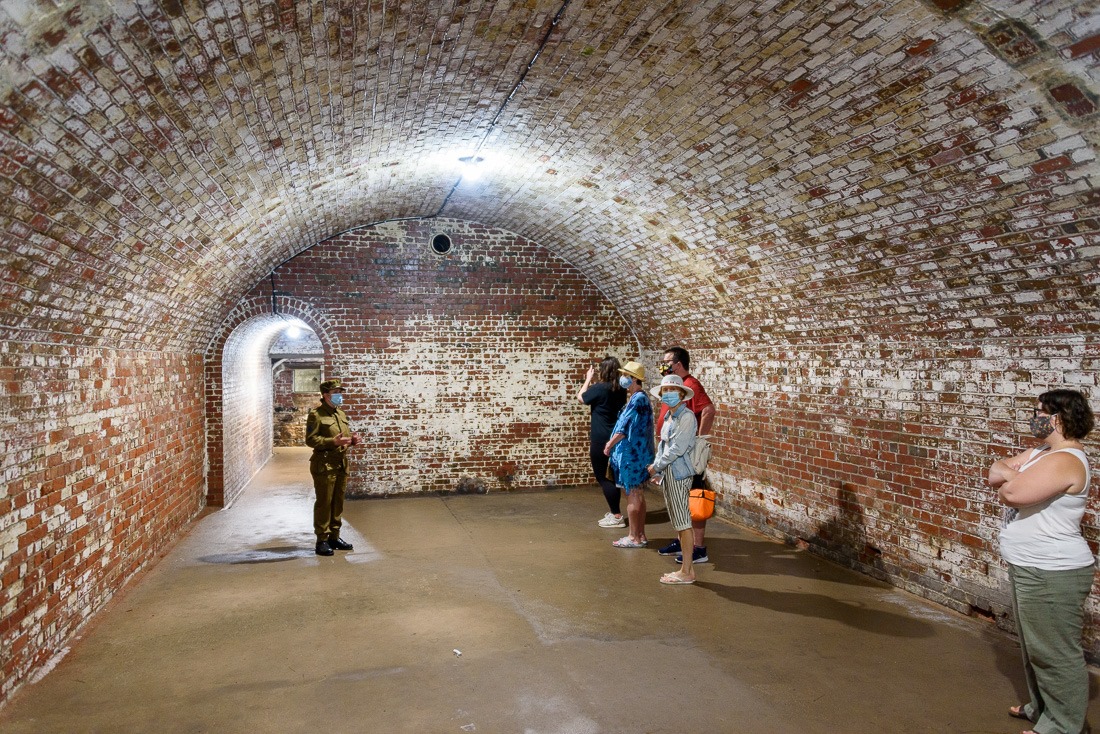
<box><xmin>677</xmin><ymin>527</ymin><xmax>696</xmax><ymax>580</ymax></box>
<box><xmin>691</xmin><ymin>475</ymin><xmax>708</xmax><ymax>547</ymax></box>
<box><xmin>692</xmin><ymin>518</ymin><xmax>706</xmax><ymax>547</ymax></box>
<box><xmin>626</xmin><ymin>488</ymin><xmax>646</xmax><ymax>543</ymax></box>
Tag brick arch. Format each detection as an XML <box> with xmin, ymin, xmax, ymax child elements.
<box><xmin>203</xmin><ymin>295</ymin><xmax>339</xmax><ymax>506</ymax></box>
<box><xmin>220</xmin><ymin>217</ymin><xmax>640</xmax><ymax>500</ymax></box>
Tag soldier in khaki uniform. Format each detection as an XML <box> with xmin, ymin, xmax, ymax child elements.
<box><xmin>305</xmin><ymin>379</ymin><xmax>360</xmax><ymax>556</ymax></box>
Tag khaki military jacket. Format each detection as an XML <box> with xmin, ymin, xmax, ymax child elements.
<box><xmin>306</xmin><ymin>402</ymin><xmax>351</xmax><ymax>475</ymax></box>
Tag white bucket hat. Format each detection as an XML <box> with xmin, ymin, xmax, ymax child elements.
<box><xmin>650</xmin><ymin>374</ymin><xmax>694</xmax><ymax>402</ymax></box>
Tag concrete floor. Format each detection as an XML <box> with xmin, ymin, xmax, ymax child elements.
<box><xmin>2</xmin><ymin>448</ymin><xmax>1099</xmax><ymax>734</ymax></box>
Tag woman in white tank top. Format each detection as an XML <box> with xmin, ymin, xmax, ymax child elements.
<box><xmin>989</xmin><ymin>389</ymin><xmax>1095</xmax><ymax>734</ymax></box>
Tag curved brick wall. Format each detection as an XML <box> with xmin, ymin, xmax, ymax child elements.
<box><xmin>1</xmin><ymin>0</ymin><xmax>1099</xmax><ymax>709</ymax></box>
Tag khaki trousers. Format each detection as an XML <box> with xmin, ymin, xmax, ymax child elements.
<box><xmin>313</xmin><ymin>470</ymin><xmax>347</xmax><ymax>541</ymax></box>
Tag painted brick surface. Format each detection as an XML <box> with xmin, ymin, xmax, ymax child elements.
<box><xmin>0</xmin><ymin>0</ymin><xmax>1098</xmax><ymax>711</ymax></box>
<box><xmin>0</xmin><ymin>345</ymin><xmax>205</xmax><ymax>704</ymax></box>
<box><xmin>209</xmin><ymin>218</ymin><xmax>638</xmax><ymax>500</ymax></box>
<box><xmin>690</xmin><ymin>340</ymin><xmax>1100</xmax><ymax>652</ymax></box>
<box><xmin>215</xmin><ymin>317</ymin><xmax>283</xmax><ymax>504</ymax></box>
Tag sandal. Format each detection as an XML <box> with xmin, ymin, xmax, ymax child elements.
<box><xmin>660</xmin><ymin>571</ymin><xmax>695</xmax><ymax>585</ymax></box>
<box><xmin>612</xmin><ymin>536</ymin><xmax>646</xmax><ymax>548</ymax></box>
<box><xmin>1009</xmin><ymin>705</ymin><xmax>1031</xmax><ymax>721</ymax></box>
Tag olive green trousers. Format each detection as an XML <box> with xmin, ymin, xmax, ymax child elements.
<box><xmin>312</xmin><ymin>471</ymin><xmax>347</xmax><ymax>541</ymax></box>
<box><xmin>1009</xmin><ymin>562</ymin><xmax>1095</xmax><ymax>734</ymax></box>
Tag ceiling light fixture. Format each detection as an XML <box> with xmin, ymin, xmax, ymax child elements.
<box><xmin>458</xmin><ymin>155</ymin><xmax>485</xmax><ymax>181</ymax></box>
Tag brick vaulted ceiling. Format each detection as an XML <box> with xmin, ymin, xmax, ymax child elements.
<box><xmin>0</xmin><ymin>0</ymin><xmax>1097</xmax><ymax>353</ymax></box>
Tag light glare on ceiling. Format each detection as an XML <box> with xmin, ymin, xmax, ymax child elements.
<box><xmin>458</xmin><ymin>155</ymin><xmax>485</xmax><ymax>181</ymax></box>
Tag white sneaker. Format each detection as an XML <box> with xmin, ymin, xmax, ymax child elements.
<box><xmin>598</xmin><ymin>512</ymin><xmax>626</xmax><ymax>528</ymax></box>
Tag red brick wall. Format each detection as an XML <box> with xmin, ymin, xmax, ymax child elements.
<box><xmin>692</xmin><ymin>342</ymin><xmax>1100</xmax><ymax>652</ymax></box>
<box><xmin>0</xmin><ymin>345</ymin><xmax>205</xmax><ymax>704</ymax></box>
<box><xmin>0</xmin><ymin>0</ymin><xmax>1096</xmax><ymax>704</ymax></box>
<box><xmin>209</xmin><ymin>218</ymin><xmax>638</xmax><ymax>499</ymax></box>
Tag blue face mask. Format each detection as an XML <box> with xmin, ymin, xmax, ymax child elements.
<box><xmin>660</xmin><ymin>392</ymin><xmax>682</xmax><ymax>408</ymax></box>
<box><xmin>329</xmin><ymin>393</ymin><xmax>344</xmax><ymax>406</ymax></box>
<box><xmin>618</xmin><ymin>375</ymin><xmax>633</xmax><ymax>389</ymax></box>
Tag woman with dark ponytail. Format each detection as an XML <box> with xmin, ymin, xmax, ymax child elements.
<box><xmin>577</xmin><ymin>356</ymin><xmax>628</xmax><ymax>528</ymax></box>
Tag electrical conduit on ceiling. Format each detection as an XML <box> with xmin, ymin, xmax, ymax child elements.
<box><xmin>436</xmin><ymin>0</ymin><xmax>574</xmax><ymax>215</ymax></box>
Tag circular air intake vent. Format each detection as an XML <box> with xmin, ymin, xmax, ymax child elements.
<box><xmin>430</xmin><ymin>232</ymin><xmax>452</xmax><ymax>255</ymax></box>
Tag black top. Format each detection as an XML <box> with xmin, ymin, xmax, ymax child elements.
<box><xmin>582</xmin><ymin>381</ymin><xmax>627</xmax><ymax>446</ymax></box>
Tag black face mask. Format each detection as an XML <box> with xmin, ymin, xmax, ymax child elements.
<box><xmin>1029</xmin><ymin>414</ymin><xmax>1055</xmax><ymax>439</ymax></box>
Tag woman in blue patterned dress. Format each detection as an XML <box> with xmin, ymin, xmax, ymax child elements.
<box><xmin>604</xmin><ymin>361</ymin><xmax>654</xmax><ymax>548</ymax></box>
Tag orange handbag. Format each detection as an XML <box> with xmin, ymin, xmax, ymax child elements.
<box><xmin>688</xmin><ymin>488</ymin><xmax>716</xmax><ymax>521</ymax></box>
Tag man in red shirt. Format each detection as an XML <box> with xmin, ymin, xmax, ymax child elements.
<box><xmin>655</xmin><ymin>347</ymin><xmax>716</xmax><ymax>564</ymax></box>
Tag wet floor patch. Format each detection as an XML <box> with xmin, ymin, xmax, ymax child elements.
<box><xmin>198</xmin><ymin>546</ymin><xmax>316</xmax><ymax>564</ymax></box>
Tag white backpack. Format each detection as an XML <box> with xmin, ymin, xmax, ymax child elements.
<box><xmin>691</xmin><ymin>434</ymin><xmax>712</xmax><ymax>477</ymax></box>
